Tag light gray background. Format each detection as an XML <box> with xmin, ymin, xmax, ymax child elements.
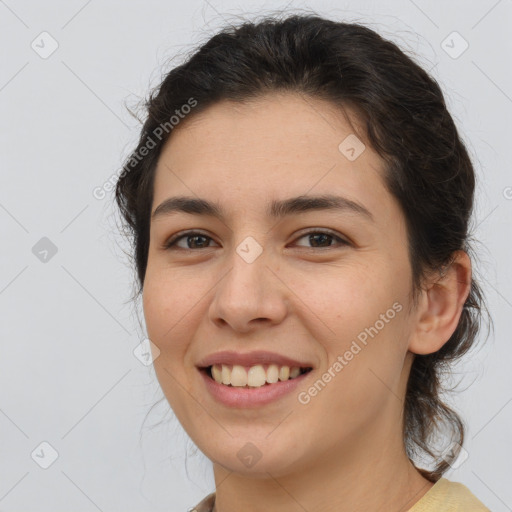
<box><xmin>1</xmin><ymin>0</ymin><xmax>510</xmax><ymax>511</ymax></box>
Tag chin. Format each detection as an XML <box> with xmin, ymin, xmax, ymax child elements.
<box><xmin>197</xmin><ymin>433</ymin><xmax>307</xmax><ymax>478</ymax></box>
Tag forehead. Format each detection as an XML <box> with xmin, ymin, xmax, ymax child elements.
<box><xmin>152</xmin><ymin>93</ymin><xmax>394</xmax><ymax>224</ymax></box>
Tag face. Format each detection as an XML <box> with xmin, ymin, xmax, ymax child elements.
<box><xmin>143</xmin><ymin>93</ymin><xmax>417</xmax><ymax>477</ymax></box>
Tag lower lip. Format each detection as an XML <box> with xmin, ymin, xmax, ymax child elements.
<box><xmin>199</xmin><ymin>368</ymin><xmax>312</xmax><ymax>408</ymax></box>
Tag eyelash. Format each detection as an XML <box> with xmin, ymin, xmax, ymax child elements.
<box><xmin>163</xmin><ymin>229</ymin><xmax>350</xmax><ymax>251</ymax></box>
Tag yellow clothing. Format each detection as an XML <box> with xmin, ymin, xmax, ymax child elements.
<box><xmin>408</xmin><ymin>477</ymin><xmax>490</xmax><ymax>511</ymax></box>
<box><xmin>189</xmin><ymin>477</ymin><xmax>490</xmax><ymax>511</ymax></box>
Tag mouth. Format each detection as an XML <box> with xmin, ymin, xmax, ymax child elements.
<box><xmin>200</xmin><ymin>364</ymin><xmax>313</xmax><ymax>388</ymax></box>
<box><xmin>198</xmin><ymin>363</ymin><xmax>314</xmax><ymax>408</ymax></box>
<box><xmin>196</xmin><ymin>350</ymin><xmax>315</xmax><ymax>407</ymax></box>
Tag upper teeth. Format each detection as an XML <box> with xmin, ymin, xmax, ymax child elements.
<box><xmin>210</xmin><ymin>364</ymin><xmax>305</xmax><ymax>387</ymax></box>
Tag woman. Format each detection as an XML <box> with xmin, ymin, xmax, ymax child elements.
<box><xmin>115</xmin><ymin>13</ymin><xmax>490</xmax><ymax>512</ymax></box>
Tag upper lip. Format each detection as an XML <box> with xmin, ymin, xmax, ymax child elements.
<box><xmin>197</xmin><ymin>350</ymin><xmax>313</xmax><ymax>369</ymax></box>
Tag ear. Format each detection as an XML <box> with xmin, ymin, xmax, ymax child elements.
<box><xmin>408</xmin><ymin>250</ymin><xmax>472</xmax><ymax>355</ymax></box>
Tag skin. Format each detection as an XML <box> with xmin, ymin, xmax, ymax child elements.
<box><xmin>142</xmin><ymin>92</ymin><xmax>472</xmax><ymax>512</ymax></box>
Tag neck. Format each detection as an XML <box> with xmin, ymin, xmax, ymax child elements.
<box><xmin>211</xmin><ymin>416</ymin><xmax>434</xmax><ymax>512</ymax></box>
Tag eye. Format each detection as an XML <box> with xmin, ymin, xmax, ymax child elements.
<box><xmin>163</xmin><ymin>231</ymin><xmax>217</xmax><ymax>250</ymax></box>
<box><xmin>293</xmin><ymin>229</ymin><xmax>350</xmax><ymax>249</ymax></box>
<box><xmin>163</xmin><ymin>229</ymin><xmax>350</xmax><ymax>251</ymax></box>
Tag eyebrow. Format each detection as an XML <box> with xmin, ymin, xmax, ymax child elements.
<box><xmin>151</xmin><ymin>194</ymin><xmax>374</xmax><ymax>222</ymax></box>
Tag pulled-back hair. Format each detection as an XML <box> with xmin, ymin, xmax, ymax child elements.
<box><xmin>115</xmin><ymin>13</ymin><xmax>490</xmax><ymax>482</ymax></box>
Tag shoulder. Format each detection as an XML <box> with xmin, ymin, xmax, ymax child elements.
<box><xmin>188</xmin><ymin>480</ymin><xmax>490</xmax><ymax>512</ymax></box>
<box><xmin>408</xmin><ymin>477</ymin><xmax>490</xmax><ymax>512</ymax></box>
<box><xmin>189</xmin><ymin>492</ymin><xmax>215</xmax><ymax>512</ymax></box>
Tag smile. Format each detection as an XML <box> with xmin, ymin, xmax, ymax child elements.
<box><xmin>208</xmin><ymin>363</ymin><xmax>312</xmax><ymax>387</ymax></box>
<box><xmin>198</xmin><ymin>364</ymin><xmax>313</xmax><ymax>408</ymax></box>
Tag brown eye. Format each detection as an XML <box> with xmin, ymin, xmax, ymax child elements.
<box><xmin>164</xmin><ymin>231</ymin><xmax>217</xmax><ymax>250</ymax></box>
<box><xmin>294</xmin><ymin>230</ymin><xmax>350</xmax><ymax>249</ymax></box>
<box><xmin>163</xmin><ymin>229</ymin><xmax>350</xmax><ymax>251</ymax></box>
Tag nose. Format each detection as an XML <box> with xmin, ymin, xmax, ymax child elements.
<box><xmin>208</xmin><ymin>244</ymin><xmax>288</xmax><ymax>333</ymax></box>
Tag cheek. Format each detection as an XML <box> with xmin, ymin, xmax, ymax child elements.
<box><xmin>288</xmin><ymin>258</ymin><xmax>398</xmax><ymax>332</ymax></box>
<box><xmin>142</xmin><ymin>273</ymin><xmax>200</xmax><ymax>417</ymax></box>
<box><xmin>142</xmin><ymin>271</ymin><xmax>194</xmax><ymax>357</ymax></box>
<box><xmin>298</xmin><ymin>260</ymin><xmax>409</xmax><ymax>387</ymax></box>
<box><xmin>297</xmin><ymin>316</ymin><xmax>408</xmax><ymax>439</ymax></box>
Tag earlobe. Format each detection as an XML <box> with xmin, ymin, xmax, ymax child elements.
<box><xmin>408</xmin><ymin>251</ymin><xmax>472</xmax><ymax>355</ymax></box>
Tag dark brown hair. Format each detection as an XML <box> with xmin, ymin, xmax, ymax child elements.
<box><xmin>115</xmin><ymin>13</ymin><xmax>490</xmax><ymax>481</ymax></box>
